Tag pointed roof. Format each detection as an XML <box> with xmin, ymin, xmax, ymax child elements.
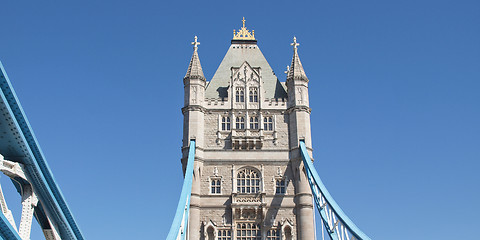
<box><xmin>205</xmin><ymin>43</ymin><xmax>288</xmax><ymax>99</ymax></box>
<box><xmin>287</xmin><ymin>37</ymin><xmax>308</xmax><ymax>81</ymax></box>
<box><xmin>184</xmin><ymin>36</ymin><xmax>206</xmax><ymax>81</ymax></box>
<box><xmin>204</xmin><ymin>18</ymin><xmax>287</xmax><ymax>99</ymax></box>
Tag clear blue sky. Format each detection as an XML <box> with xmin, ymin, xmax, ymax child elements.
<box><xmin>0</xmin><ymin>1</ymin><xmax>479</xmax><ymax>239</ymax></box>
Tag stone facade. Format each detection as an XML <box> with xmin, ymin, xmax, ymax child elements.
<box><xmin>182</xmin><ymin>23</ymin><xmax>314</xmax><ymax>240</ymax></box>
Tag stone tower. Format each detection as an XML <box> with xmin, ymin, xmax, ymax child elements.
<box><xmin>182</xmin><ymin>19</ymin><xmax>314</xmax><ymax>240</ymax></box>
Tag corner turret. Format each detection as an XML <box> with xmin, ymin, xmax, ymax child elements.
<box><xmin>183</xmin><ymin>36</ymin><xmax>206</xmax><ymax>149</ymax></box>
<box><xmin>286</xmin><ymin>37</ymin><xmax>309</xmax><ymax>108</ymax></box>
<box><xmin>184</xmin><ymin>36</ymin><xmax>206</xmax><ymax>107</ymax></box>
<box><xmin>286</xmin><ymin>37</ymin><xmax>312</xmax><ymax>148</ymax></box>
<box><xmin>181</xmin><ymin>36</ymin><xmax>206</xmax><ymax>239</ymax></box>
<box><xmin>286</xmin><ymin>37</ymin><xmax>315</xmax><ymax>239</ymax></box>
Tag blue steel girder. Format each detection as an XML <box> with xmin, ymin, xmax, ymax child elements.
<box><xmin>0</xmin><ymin>210</ymin><xmax>22</xmax><ymax>240</ymax></box>
<box><xmin>0</xmin><ymin>62</ymin><xmax>83</xmax><ymax>240</ymax></box>
<box><xmin>167</xmin><ymin>140</ymin><xmax>196</xmax><ymax>240</ymax></box>
<box><xmin>299</xmin><ymin>141</ymin><xmax>371</xmax><ymax>240</ymax></box>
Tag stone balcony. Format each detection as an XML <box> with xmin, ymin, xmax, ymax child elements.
<box><xmin>231</xmin><ymin>193</ymin><xmax>266</xmax><ymax>220</ymax></box>
<box><xmin>231</xmin><ymin>193</ymin><xmax>265</xmax><ymax>206</ymax></box>
<box><xmin>231</xmin><ymin>129</ymin><xmax>264</xmax><ymax>149</ymax></box>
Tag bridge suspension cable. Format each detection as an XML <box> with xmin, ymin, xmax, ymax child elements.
<box><xmin>166</xmin><ymin>140</ymin><xmax>196</xmax><ymax>240</ymax></box>
<box><xmin>300</xmin><ymin>141</ymin><xmax>371</xmax><ymax>240</ymax></box>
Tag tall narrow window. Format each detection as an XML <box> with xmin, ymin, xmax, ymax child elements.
<box><xmin>237</xmin><ymin>168</ymin><xmax>261</xmax><ymax>194</ymax></box>
<box><xmin>211</xmin><ymin>179</ymin><xmax>221</xmax><ymax>194</ymax></box>
<box><xmin>236</xmin><ymin>117</ymin><xmax>245</xmax><ymax>129</ymax></box>
<box><xmin>249</xmin><ymin>87</ymin><xmax>258</xmax><ymax>102</ymax></box>
<box><xmin>236</xmin><ymin>88</ymin><xmax>245</xmax><ymax>102</ymax></box>
<box><xmin>236</xmin><ymin>223</ymin><xmax>261</xmax><ymax>240</ymax></box>
<box><xmin>218</xmin><ymin>230</ymin><xmax>232</xmax><ymax>240</ymax></box>
<box><xmin>266</xmin><ymin>229</ymin><xmax>281</xmax><ymax>240</ymax></box>
<box><xmin>264</xmin><ymin>117</ymin><xmax>273</xmax><ymax>131</ymax></box>
<box><xmin>249</xmin><ymin>117</ymin><xmax>259</xmax><ymax>129</ymax></box>
<box><xmin>275</xmin><ymin>179</ymin><xmax>286</xmax><ymax>194</ymax></box>
<box><xmin>221</xmin><ymin>117</ymin><xmax>231</xmax><ymax>131</ymax></box>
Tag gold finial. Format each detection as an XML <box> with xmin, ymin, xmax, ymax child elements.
<box><xmin>291</xmin><ymin>36</ymin><xmax>299</xmax><ymax>50</ymax></box>
<box><xmin>233</xmin><ymin>17</ymin><xmax>255</xmax><ymax>40</ymax></box>
<box><xmin>191</xmin><ymin>35</ymin><xmax>200</xmax><ymax>50</ymax></box>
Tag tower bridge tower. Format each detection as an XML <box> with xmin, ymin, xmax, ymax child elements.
<box><xmin>182</xmin><ymin>19</ymin><xmax>314</xmax><ymax>240</ymax></box>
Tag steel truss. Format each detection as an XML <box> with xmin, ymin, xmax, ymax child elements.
<box><xmin>300</xmin><ymin>141</ymin><xmax>371</xmax><ymax>240</ymax></box>
<box><xmin>0</xmin><ymin>62</ymin><xmax>83</xmax><ymax>240</ymax></box>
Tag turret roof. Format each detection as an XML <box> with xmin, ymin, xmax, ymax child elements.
<box><xmin>184</xmin><ymin>36</ymin><xmax>205</xmax><ymax>81</ymax></box>
<box><xmin>287</xmin><ymin>37</ymin><xmax>308</xmax><ymax>81</ymax></box>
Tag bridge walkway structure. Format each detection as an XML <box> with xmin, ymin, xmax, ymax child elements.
<box><xmin>0</xmin><ymin>62</ymin><xmax>84</xmax><ymax>240</ymax></box>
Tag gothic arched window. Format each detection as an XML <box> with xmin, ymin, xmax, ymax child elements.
<box><xmin>236</xmin><ymin>117</ymin><xmax>245</xmax><ymax>130</ymax></box>
<box><xmin>211</xmin><ymin>179</ymin><xmax>221</xmax><ymax>194</ymax></box>
<box><xmin>236</xmin><ymin>223</ymin><xmax>261</xmax><ymax>240</ymax></box>
<box><xmin>218</xmin><ymin>229</ymin><xmax>232</xmax><ymax>240</ymax></box>
<box><xmin>275</xmin><ymin>179</ymin><xmax>286</xmax><ymax>194</ymax></box>
<box><xmin>264</xmin><ymin>117</ymin><xmax>273</xmax><ymax>131</ymax></box>
<box><xmin>221</xmin><ymin>116</ymin><xmax>231</xmax><ymax>131</ymax></box>
<box><xmin>236</xmin><ymin>87</ymin><xmax>245</xmax><ymax>102</ymax></box>
<box><xmin>267</xmin><ymin>229</ymin><xmax>281</xmax><ymax>240</ymax></box>
<box><xmin>237</xmin><ymin>168</ymin><xmax>261</xmax><ymax>194</ymax></box>
<box><xmin>249</xmin><ymin>87</ymin><xmax>258</xmax><ymax>102</ymax></box>
<box><xmin>249</xmin><ymin>117</ymin><xmax>259</xmax><ymax>129</ymax></box>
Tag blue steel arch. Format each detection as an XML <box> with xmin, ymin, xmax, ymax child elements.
<box><xmin>0</xmin><ymin>62</ymin><xmax>84</xmax><ymax>240</ymax></box>
<box><xmin>166</xmin><ymin>140</ymin><xmax>196</xmax><ymax>240</ymax></box>
<box><xmin>300</xmin><ymin>140</ymin><xmax>371</xmax><ymax>240</ymax></box>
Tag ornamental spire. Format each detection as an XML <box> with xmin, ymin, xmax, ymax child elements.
<box><xmin>184</xmin><ymin>36</ymin><xmax>205</xmax><ymax>81</ymax></box>
<box><xmin>287</xmin><ymin>36</ymin><xmax>308</xmax><ymax>81</ymax></box>
<box><xmin>233</xmin><ymin>17</ymin><xmax>255</xmax><ymax>40</ymax></box>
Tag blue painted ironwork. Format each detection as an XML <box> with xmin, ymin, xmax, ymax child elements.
<box><xmin>300</xmin><ymin>141</ymin><xmax>371</xmax><ymax>240</ymax></box>
<box><xmin>167</xmin><ymin>140</ymin><xmax>196</xmax><ymax>240</ymax></box>
<box><xmin>0</xmin><ymin>209</ymin><xmax>22</xmax><ymax>240</ymax></box>
<box><xmin>0</xmin><ymin>62</ymin><xmax>83</xmax><ymax>240</ymax></box>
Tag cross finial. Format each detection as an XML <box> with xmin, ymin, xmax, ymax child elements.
<box><xmin>242</xmin><ymin>17</ymin><xmax>246</xmax><ymax>28</ymax></box>
<box><xmin>291</xmin><ymin>36</ymin><xmax>300</xmax><ymax>50</ymax></box>
<box><xmin>191</xmin><ymin>36</ymin><xmax>200</xmax><ymax>50</ymax></box>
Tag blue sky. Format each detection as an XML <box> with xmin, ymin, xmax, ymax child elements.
<box><xmin>0</xmin><ymin>0</ymin><xmax>479</xmax><ymax>239</ymax></box>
